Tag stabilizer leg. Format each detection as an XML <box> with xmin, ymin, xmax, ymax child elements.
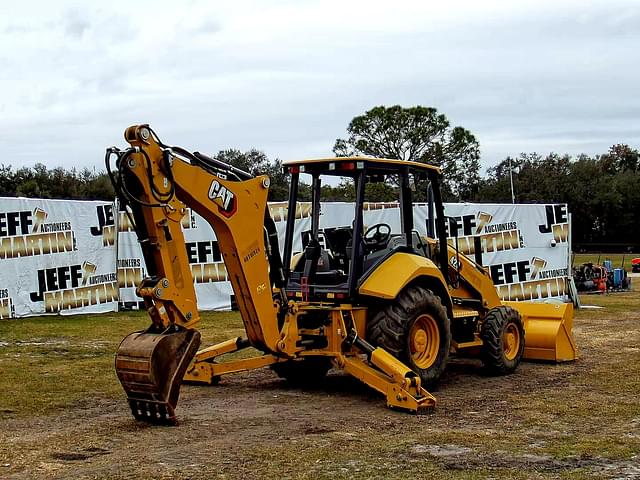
<box><xmin>341</xmin><ymin>332</ymin><xmax>436</xmax><ymax>413</ymax></box>
<box><xmin>184</xmin><ymin>336</ymin><xmax>280</xmax><ymax>384</ymax></box>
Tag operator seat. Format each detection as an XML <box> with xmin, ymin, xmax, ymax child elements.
<box><xmin>289</xmin><ymin>239</ymin><xmax>347</xmax><ymax>287</ymax></box>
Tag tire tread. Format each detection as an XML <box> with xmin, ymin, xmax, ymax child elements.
<box><xmin>480</xmin><ymin>306</ymin><xmax>525</xmax><ymax>375</ymax></box>
<box><xmin>367</xmin><ymin>285</ymin><xmax>451</xmax><ymax>387</ymax></box>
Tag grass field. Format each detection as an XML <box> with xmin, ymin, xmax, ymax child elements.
<box><xmin>0</xmin><ymin>310</ymin><xmax>249</xmax><ymax>417</ymax></box>
<box><xmin>1</xmin><ymin>290</ymin><xmax>640</xmax><ymax>479</ymax></box>
<box><xmin>572</xmin><ymin>253</ymin><xmax>638</xmax><ymax>269</ymax></box>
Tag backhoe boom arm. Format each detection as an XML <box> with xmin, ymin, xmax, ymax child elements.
<box><xmin>108</xmin><ymin>125</ymin><xmax>282</xmax><ymax>423</ymax></box>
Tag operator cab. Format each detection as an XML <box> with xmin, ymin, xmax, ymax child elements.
<box><xmin>281</xmin><ymin>157</ymin><xmax>448</xmax><ymax>302</ymax></box>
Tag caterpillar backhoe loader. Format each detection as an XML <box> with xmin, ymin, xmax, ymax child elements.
<box><xmin>107</xmin><ymin>125</ymin><xmax>576</xmax><ymax>425</ymax></box>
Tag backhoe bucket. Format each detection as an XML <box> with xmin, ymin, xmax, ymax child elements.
<box><xmin>504</xmin><ymin>301</ymin><xmax>577</xmax><ymax>362</ymax></box>
<box><xmin>115</xmin><ymin>327</ymin><xmax>201</xmax><ymax>425</ymax></box>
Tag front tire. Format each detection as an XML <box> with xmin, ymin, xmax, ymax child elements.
<box><xmin>480</xmin><ymin>306</ymin><xmax>525</xmax><ymax>375</ymax></box>
<box><xmin>367</xmin><ymin>285</ymin><xmax>451</xmax><ymax>388</ymax></box>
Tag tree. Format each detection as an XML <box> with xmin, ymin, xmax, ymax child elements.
<box><xmin>213</xmin><ymin>149</ymin><xmax>289</xmax><ymax>201</ymax></box>
<box><xmin>263</xmin><ymin>159</ymin><xmax>290</xmax><ymax>201</ymax></box>
<box><xmin>325</xmin><ymin>179</ymin><xmax>399</xmax><ymax>202</ymax></box>
<box><xmin>600</xmin><ymin>144</ymin><xmax>639</xmax><ymax>173</ymax></box>
<box><xmin>214</xmin><ymin>149</ymin><xmax>271</xmax><ymax>177</ymax></box>
<box><xmin>0</xmin><ymin>163</ymin><xmax>114</xmax><ymax>200</ymax></box>
<box><xmin>0</xmin><ymin>165</ymin><xmax>15</xmax><ymax>196</ymax></box>
<box><xmin>477</xmin><ymin>145</ymin><xmax>640</xmax><ymax>249</ymax></box>
<box><xmin>333</xmin><ymin>105</ymin><xmax>481</xmax><ymax>200</ymax></box>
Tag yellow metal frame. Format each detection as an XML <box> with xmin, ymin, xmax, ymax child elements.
<box><xmin>506</xmin><ymin>301</ymin><xmax>577</xmax><ymax>362</ymax></box>
<box><xmin>185</xmin><ymin>302</ymin><xmax>435</xmax><ymax>413</ymax></box>
<box><xmin>113</xmin><ymin>124</ymin><xmax>576</xmax><ymax>425</ymax></box>
<box><xmin>117</xmin><ymin>125</ymin><xmax>439</xmax><ymax>416</ymax></box>
<box><xmin>283</xmin><ymin>156</ymin><xmax>441</xmax><ymax>174</ymax></box>
<box><xmin>358</xmin><ymin>253</ymin><xmax>449</xmax><ymax>300</ymax></box>
<box><xmin>122</xmin><ymin>125</ymin><xmax>281</xmax><ymax>353</ymax></box>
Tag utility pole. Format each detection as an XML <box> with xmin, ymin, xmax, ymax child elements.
<box><xmin>508</xmin><ymin>156</ymin><xmax>515</xmax><ymax>204</ymax></box>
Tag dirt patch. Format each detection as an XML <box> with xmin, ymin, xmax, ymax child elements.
<box><xmin>50</xmin><ymin>447</ymin><xmax>111</xmax><ymax>462</ymax></box>
<box><xmin>1</xmin><ymin>294</ymin><xmax>640</xmax><ymax>479</ymax></box>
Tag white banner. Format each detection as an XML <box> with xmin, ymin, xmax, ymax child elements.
<box><xmin>268</xmin><ymin>201</ymin><xmax>570</xmax><ymax>303</ymax></box>
<box><xmin>117</xmin><ymin>205</ymin><xmax>233</xmax><ymax>311</ymax></box>
<box><xmin>437</xmin><ymin>203</ymin><xmax>570</xmax><ymax>302</ymax></box>
<box><xmin>0</xmin><ymin>198</ymin><xmax>118</xmax><ymax>318</ymax></box>
<box><xmin>0</xmin><ymin>197</ymin><xmax>569</xmax><ymax>318</ymax></box>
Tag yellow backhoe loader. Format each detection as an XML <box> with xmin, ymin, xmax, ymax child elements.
<box><xmin>106</xmin><ymin>125</ymin><xmax>576</xmax><ymax>425</ymax></box>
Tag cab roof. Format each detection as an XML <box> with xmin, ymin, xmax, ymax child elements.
<box><xmin>282</xmin><ymin>156</ymin><xmax>441</xmax><ymax>175</ymax></box>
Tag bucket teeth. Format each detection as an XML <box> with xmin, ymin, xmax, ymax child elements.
<box><xmin>128</xmin><ymin>399</ymin><xmax>177</xmax><ymax>425</ymax></box>
<box><xmin>115</xmin><ymin>327</ymin><xmax>201</xmax><ymax>425</ymax></box>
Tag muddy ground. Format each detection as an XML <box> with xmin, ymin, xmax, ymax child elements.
<box><xmin>1</xmin><ymin>292</ymin><xmax>639</xmax><ymax>479</ymax></box>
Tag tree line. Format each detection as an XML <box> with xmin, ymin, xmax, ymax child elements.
<box><xmin>477</xmin><ymin>145</ymin><xmax>640</xmax><ymax>250</ymax></box>
<box><xmin>2</xmin><ymin>106</ymin><xmax>637</xmax><ymax>249</ymax></box>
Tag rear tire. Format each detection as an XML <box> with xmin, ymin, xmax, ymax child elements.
<box><xmin>271</xmin><ymin>357</ymin><xmax>333</xmax><ymax>385</ymax></box>
<box><xmin>367</xmin><ymin>285</ymin><xmax>451</xmax><ymax>388</ymax></box>
<box><xmin>480</xmin><ymin>306</ymin><xmax>525</xmax><ymax>375</ymax></box>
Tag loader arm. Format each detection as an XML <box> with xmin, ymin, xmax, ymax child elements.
<box><xmin>108</xmin><ymin>125</ymin><xmax>282</xmax><ymax>423</ymax></box>
<box><xmin>443</xmin><ymin>234</ymin><xmax>576</xmax><ymax>363</ymax></box>
<box><xmin>445</xmin><ymin>242</ymin><xmax>502</xmax><ymax>309</ymax></box>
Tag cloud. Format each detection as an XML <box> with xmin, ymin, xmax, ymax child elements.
<box><xmin>0</xmin><ymin>0</ymin><xmax>638</xmax><ymax>172</ymax></box>
<box><xmin>2</xmin><ymin>23</ymin><xmax>32</xmax><ymax>34</ymax></box>
<box><xmin>63</xmin><ymin>9</ymin><xmax>91</xmax><ymax>39</ymax></box>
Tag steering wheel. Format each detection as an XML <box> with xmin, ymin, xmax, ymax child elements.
<box><xmin>363</xmin><ymin>223</ymin><xmax>392</xmax><ymax>250</ymax></box>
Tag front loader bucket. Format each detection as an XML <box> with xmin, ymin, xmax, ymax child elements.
<box><xmin>115</xmin><ymin>327</ymin><xmax>201</xmax><ymax>425</ymax></box>
<box><xmin>504</xmin><ymin>301</ymin><xmax>577</xmax><ymax>362</ymax></box>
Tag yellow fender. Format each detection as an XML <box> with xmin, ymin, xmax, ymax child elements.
<box><xmin>358</xmin><ymin>253</ymin><xmax>452</xmax><ymax>308</ymax></box>
<box><xmin>358</xmin><ymin>252</ymin><xmax>577</xmax><ymax>364</ymax></box>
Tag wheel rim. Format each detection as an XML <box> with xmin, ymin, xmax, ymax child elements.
<box><xmin>409</xmin><ymin>314</ymin><xmax>440</xmax><ymax>369</ymax></box>
<box><xmin>503</xmin><ymin>322</ymin><xmax>520</xmax><ymax>361</ymax></box>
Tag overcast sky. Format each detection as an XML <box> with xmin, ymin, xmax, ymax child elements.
<box><xmin>1</xmin><ymin>0</ymin><xmax>638</xmax><ymax>173</ymax></box>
